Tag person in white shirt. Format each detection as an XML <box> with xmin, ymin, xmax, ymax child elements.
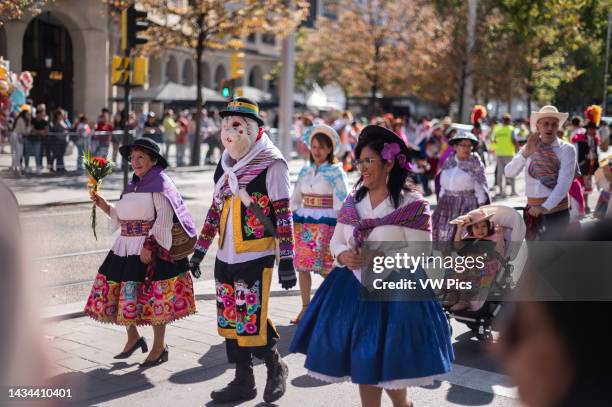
<box><xmin>290</xmin><ymin>125</ymin><xmax>348</xmax><ymax>324</ymax></box>
<box><xmin>504</xmin><ymin>105</ymin><xmax>577</xmax><ymax>240</ymax></box>
<box><xmin>432</xmin><ymin>132</ymin><xmax>490</xmax><ymax>252</ymax></box>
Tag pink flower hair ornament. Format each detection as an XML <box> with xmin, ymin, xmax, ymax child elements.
<box><xmin>381</xmin><ymin>142</ymin><xmax>414</xmax><ymax>172</ymax></box>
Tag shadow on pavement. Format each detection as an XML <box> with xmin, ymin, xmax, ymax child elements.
<box><xmin>167</xmin><ymin>324</ymin><xmax>297</xmax><ymax>386</ymax></box>
<box><xmin>446</xmin><ymin>383</ymin><xmax>495</xmax><ymax>406</ymax></box>
<box><xmin>49</xmin><ymin>361</ymin><xmax>154</xmax><ymax>406</ymax></box>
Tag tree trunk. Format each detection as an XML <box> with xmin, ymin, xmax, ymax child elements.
<box><xmin>341</xmin><ymin>86</ymin><xmax>350</xmax><ymax>111</ymax></box>
<box><xmin>190</xmin><ymin>14</ymin><xmax>205</xmax><ymax>166</ymax></box>
<box><xmin>458</xmin><ymin>64</ymin><xmax>466</xmax><ymax>123</ymax></box>
<box><xmin>370</xmin><ymin>82</ymin><xmax>377</xmax><ymax>117</ymax></box>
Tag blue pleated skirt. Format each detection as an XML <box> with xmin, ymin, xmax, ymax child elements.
<box><xmin>289</xmin><ymin>266</ymin><xmax>454</xmax><ymax>389</ymax></box>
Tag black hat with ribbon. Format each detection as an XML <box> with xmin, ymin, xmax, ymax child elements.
<box><xmin>219</xmin><ymin>97</ymin><xmax>265</xmax><ymax>126</ymax></box>
<box><xmin>119</xmin><ymin>137</ymin><xmax>168</xmax><ymax>169</ymax></box>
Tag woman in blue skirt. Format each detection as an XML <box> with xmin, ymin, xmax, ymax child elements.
<box><xmin>290</xmin><ymin>125</ymin><xmax>453</xmax><ymax>407</ymax></box>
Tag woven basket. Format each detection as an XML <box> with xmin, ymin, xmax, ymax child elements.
<box><xmin>169</xmin><ymin>222</ymin><xmax>196</xmax><ymax>261</ymax></box>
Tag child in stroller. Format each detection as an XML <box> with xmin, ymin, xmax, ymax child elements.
<box><xmin>442</xmin><ymin>205</ymin><xmax>526</xmax><ymax>339</ymax></box>
<box><xmin>443</xmin><ymin>207</ymin><xmax>506</xmax><ymax>312</ymax></box>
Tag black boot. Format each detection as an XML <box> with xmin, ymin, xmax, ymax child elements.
<box><xmin>210</xmin><ymin>360</ymin><xmax>257</xmax><ymax>403</ymax></box>
<box><xmin>263</xmin><ymin>349</ymin><xmax>289</xmax><ymax>403</ymax></box>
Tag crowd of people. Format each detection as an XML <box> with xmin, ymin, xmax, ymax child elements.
<box><xmin>3</xmin><ymin>103</ymin><xmax>226</xmax><ymax>176</ymax></box>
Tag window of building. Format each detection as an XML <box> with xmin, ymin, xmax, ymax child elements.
<box><xmin>262</xmin><ymin>33</ymin><xmax>275</xmax><ymax>45</ymax></box>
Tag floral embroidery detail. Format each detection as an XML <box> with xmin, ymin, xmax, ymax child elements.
<box><xmin>216</xmin><ymin>278</ymin><xmax>262</xmax><ymax>336</ymax></box>
<box><xmin>293</xmin><ymin>222</ymin><xmax>335</xmax><ymax>275</ymax></box>
<box><xmin>84</xmin><ymin>272</ymin><xmax>196</xmax><ymax>326</ymax></box>
<box><xmin>244</xmin><ymin>192</ymin><xmax>271</xmax><ymax>238</ymax></box>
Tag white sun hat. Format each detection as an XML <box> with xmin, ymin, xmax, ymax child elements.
<box><xmin>529</xmin><ymin>105</ymin><xmax>569</xmax><ymax>133</ymax></box>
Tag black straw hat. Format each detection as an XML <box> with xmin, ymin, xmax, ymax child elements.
<box><xmin>119</xmin><ymin>137</ymin><xmax>168</xmax><ymax>169</ymax></box>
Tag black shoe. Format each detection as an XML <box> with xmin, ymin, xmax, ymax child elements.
<box><xmin>263</xmin><ymin>350</ymin><xmax>289</xmax><ymax>403</ymax></box>
<box><xmin>114</xmin><ymin>337</ymin><xmax>148</xmax><ymax>359</ymax></box>
<box><xmin>139</xmin><ymin>346</ymin><xmax>169</xmax><ymax>368</ymax></box>
<box><xmin>210</xmin><ymin>360</ymin><xmax>257</xmax><ymax>403</ymax></box>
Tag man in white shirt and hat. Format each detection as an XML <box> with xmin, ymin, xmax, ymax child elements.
<box><xmin>505</xmin><ymin>105</ymin><xmax>577</xmax><ymax>240</ymax></box>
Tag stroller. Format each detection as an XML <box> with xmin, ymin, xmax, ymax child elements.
<box><xmin>441</xmin><ymin>205</ymin><xmax>526</xmax><ymax>341</ymax></box>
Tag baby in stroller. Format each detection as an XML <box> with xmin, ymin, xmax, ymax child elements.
<box><xmin>443</xmin><ymin>207</ymin><xmax>506</xmax><ymax>312</ymax></box>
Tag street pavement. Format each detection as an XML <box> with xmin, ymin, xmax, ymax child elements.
<box><xmin>1</xmin><ymin>145</ymin><xmax>605</xmax><ymax>406</ymax></box>
<box><xmin>41</xmin><ymin>295</ymin><xmax>520</xmax><ymax>407</ymax></box>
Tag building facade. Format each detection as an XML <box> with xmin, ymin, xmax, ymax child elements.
<box><xmin>0</xmin><ymin>0</ymin><xmax>280</xmax><ymax>119</ymax></box>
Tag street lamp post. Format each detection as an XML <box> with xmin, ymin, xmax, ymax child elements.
<box><xmin>603</xmin><ymin>10</ymin><xmax>611</xmax><ymax>115</ymax></box>
<box><xmin>278</xmin><ymin>25</ymin><xmax>295</xmax><ymax>160</ymax></box>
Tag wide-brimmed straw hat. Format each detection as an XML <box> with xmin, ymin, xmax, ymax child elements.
<box><xmin>308</xmin><ymin>124</ymin><xmax>340</xmax><ymax>155</ymax></box>
<box><xmin>119</xmin><ymin>137</ymin><xmax>168</xmax><ymax>169</ymax></box>
<box><xmin>530</xmin><ymin>105</ymin><xmax>569</xmax><ymax>132</ymax></box>
<box><xmin>450</xmin><ymin>207</ymin><xmax>494</xmax><ymax>227</ymax></box>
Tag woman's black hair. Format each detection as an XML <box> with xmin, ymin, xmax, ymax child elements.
<box><xmin>309</xmin><ymin>132</ymin><xmax>337</xmax><ymax>164</ymax></box>
<box><xmin>353</xmin><ymin>125</ymin><xmax>414</xmax><ymax>209</ymax></box>
<box><xmin>466</xmin><ymin>220</ymin><xmax>494</xmax><ymax>237</ymax></box>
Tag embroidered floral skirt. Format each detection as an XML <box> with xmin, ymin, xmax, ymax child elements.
<box><xmin>84</xmin><ymin>251</ymin><xmax>196</xmax><ymax>326</ymax></box>
<box><xmin>293</xmin><ymin>213</ymin><xmax>336</xmax><ymax>275</ymax></box>
<box><xmin>214</xmin><ymin>255</ymin><xmax>278</xmax><ymax>348</ymax></box>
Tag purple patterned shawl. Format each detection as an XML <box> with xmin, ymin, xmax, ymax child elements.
<box><xmin>337</xmin><ymin>192</ymin><xmax>432</xmax><ymax>248</ymax></box>
<box><xmin>123</xmin><ymin>165</ymin><xmax>196</xmax><ymax>237</ymax></box>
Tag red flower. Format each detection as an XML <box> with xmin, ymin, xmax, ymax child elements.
<box><xmin>92</xmin><ymin>157</ymin><xmax>108</xmax><ymax>167</ymax></box>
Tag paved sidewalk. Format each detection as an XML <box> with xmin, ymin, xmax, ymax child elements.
<box><xmin>41</xmin><ymin>295</ymin><xmax>520</xmax><ymax>407</ymax></box>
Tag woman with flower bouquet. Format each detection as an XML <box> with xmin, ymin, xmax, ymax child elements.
<box><xmin>84</xmin><ymin>137</ymin><xmax>197</xmax><ymax>368</ymax></box>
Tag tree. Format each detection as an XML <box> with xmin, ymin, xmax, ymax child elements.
<box><xmin>135</xmin><ymin>0</ymin><xmax>309</xmax><ymax>165</ymax></box>
<box><xmin>0</xmin><ymin>0</ymin><xmax>49</xmax><ymax>23</ymax></box>
<box><xmin>434</xmin><ymin>0</ymin><xmax>609</xmax><ymax>117</ymax></box>
<box><xmin>298</xmin><ymin>0</ymin><xmax>448</xmax><ymax>115</ymax></box>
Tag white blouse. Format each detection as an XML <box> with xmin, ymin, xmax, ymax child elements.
<box><xmin>107</xmin><ymin>192</ymin><xmax>174</xmax><ymax>256</ymax></box>
<box><xmin>291</xmin><ymin>165</ymin><xmax>344</xmax><ymax>219</ymax></box>
<box><xmin>330</xmin><ymin>190</ymin><xmax>432</xmax><ymax>281</ymax></box>
<box><xmin>439</xmin><ymin>164</ymin><xmax>488</xmax><ymax>204</ymax></box>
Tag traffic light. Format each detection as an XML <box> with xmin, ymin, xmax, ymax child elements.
<box><xmin>131</xmin><ymin>56</ymin><xmax>148</xmax><ymax>86</ymax></box>
<box><xmin>220</xmin><ymin>79</ymin><xmax>234</xmax><ymax>99</ymax></box>
<box><xmin>122</xmin><ymin>5</ymin><xmax>148</xmax><ymax>51</ymax></box>
<box><xmin>229</xmin><ymin>52</ymin><xmax>245</xmax><ymax>80</ymax></box>
<box><xmin>112</xmin><ymin>56</ymin><xmax>130</xmax><ymax>85</ymax></box>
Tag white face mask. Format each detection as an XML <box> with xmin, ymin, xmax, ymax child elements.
<box><xmin>221</xmin><ymin>115</ymin><xmax>259</xmax><ymax>160</ymax></box>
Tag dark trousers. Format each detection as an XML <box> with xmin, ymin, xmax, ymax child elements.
<box><xmin>204</xmin><ymin>136</ymin><xmax>221</xmax><ymax>162</ymax></box>
<box><xmin>214</xmin><ymin>256</ymin><xmax>278</xmax><ymax>363</ymax></box>
<box><xmin>525</xmin><ymin>207</ymin><xmax>570</xmax><ymax>241</ymax></box>
<box><xmin>50</xmin><ymin>139</ymin><xmax>66</xmax><ymax>170</ymax></box>
<box><xmin>226</xmin><ymin>323</ymin><xmax>278</xmax><ymax>363</ymax></box>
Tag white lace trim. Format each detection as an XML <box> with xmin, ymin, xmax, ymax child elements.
<box><xmin>306</xmin><ymin>370</ymin><xmax>435</xmax><ymax>389</ymax></box>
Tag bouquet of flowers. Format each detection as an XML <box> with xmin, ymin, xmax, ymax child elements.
<box><xmin>84</xmin><ymin>151</ymin><xmax>114</xmax><ymax>240</ymax></box>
